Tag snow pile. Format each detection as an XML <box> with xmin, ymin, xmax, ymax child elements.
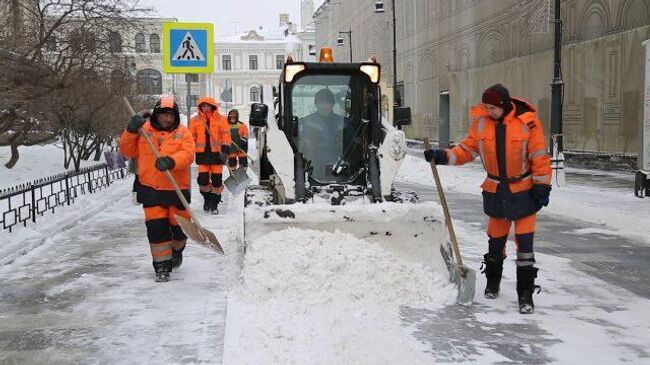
<box><xmin>223</xmin><ymin>228</ymin><xmax>456</xmax><ymax>365</ymax></box>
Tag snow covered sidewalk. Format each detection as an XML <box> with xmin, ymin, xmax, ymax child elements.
<box><xmin>0</xmin><ymin>178</ymin><xmax>241</xmax><ymax>364</ymax></box>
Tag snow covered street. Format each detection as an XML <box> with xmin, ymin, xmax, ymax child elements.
<box><xmin>1</xmin><ymin>151</ymin><xmax>650</xmax><ymax>364</ymax></box>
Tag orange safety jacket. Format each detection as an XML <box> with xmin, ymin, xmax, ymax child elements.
<box><xmin>189</xmin><ymin>97</ymin><xmax>232</xmax><ymax>165</ymax></box>
<box><xmin>446</xmin><ymin>98</ymin><xmax>552</xmax><ymax>219</ymax></box>
<box><xmin>119</xmin><ymin>122</ymin><xmax>195</xmax><ymax>206</ymax></box>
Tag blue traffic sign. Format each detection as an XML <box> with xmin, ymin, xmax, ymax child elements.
<box><xmin>163</xmin><ymin>22</ymin><xmax>214</xmax><ymax>74</ymax></box>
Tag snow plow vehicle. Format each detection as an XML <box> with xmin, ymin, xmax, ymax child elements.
<box><xmin>242</xmin><ymin>49</ymin><xmax>454</xmax><ymax>283</ymax></box>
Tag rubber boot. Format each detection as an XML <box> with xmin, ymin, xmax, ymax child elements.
<box><xmin>153</xmin><ymin>260</ymin><xmax>172</xmax><ymax>283</ymax></box>
<box><xmin>516</xmin><ymin>265</ymin><xmax>540</xmax><ymax>314</ymax></box>
<box><xmin>171</xmin><ymin>246</ymin><xmax>184</xmax><ymax>269</ymax></box>
<box><xmin>481</xmin><ymin>253</ymin><xmax>505</xmax><ymax>299</ymax></box>
<box><xmin>201</xmin><ymin>191</ymin><xmax>210</xmax><ymax>212</ymax></box>
<box><xmin>210</xmin><ymin>193</ymin><xmax>221</xmax><ymax>215</ymax></box>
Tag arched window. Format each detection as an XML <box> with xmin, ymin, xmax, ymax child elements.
<box><xmin>150</xmin><ymin>34</ymin><xmax>160</xmax><ymax>53</ymax></box>
<box><xmin>136</xmin><ymin>68</ymin><xmax>162</xmax><ymax>95</ymax></box>
<box><xmin>250</xmin><ymin>86</ymin><xmax>259</xmax><ymax>102</ymax></box>
<box><xmin>109</xmin><ymin>32</ymin><xmax>122</xmax><ymax>53</ymax></box>
<box><xmin>135</xmin><ymin>33</ymin><xmax>146</xmax><ymax>53</ymax></box>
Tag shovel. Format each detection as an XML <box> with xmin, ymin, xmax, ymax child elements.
<box><xmin>223</xmin><ymin>140</ymin><xmax>252</xmax><ymax>195</ymax></box>
<box><xmin>424</xmin><ymin>138</ymin><xmax>476</xmax><ymax>306</ymax></box>
<box><xmin>122</xmin><ymin>97</ymin><xmax>224</xmax><ymax>254</ymax></box>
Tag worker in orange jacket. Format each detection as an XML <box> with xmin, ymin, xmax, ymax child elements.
<box><xmin>226</xmin><ymin>109</ymin><xmax>249</xmax><ymax>173</ymax></box>
<box><xmin>120</xmin><ymin>96</ymin><xmax>195</xmax><ymax>282</ymax></box>
<box><xmin>189</xmin><ymin>97</ymin><xmax>232</xmax><ymax>214</ymax></box>
<box><xmin>424</xmin><ymin>84</ymin><xmax>552</xmax><ymax>314</ymax></box>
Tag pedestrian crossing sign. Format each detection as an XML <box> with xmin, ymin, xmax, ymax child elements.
<box><xmin>163</xmin><ymin>22</ymin><xmax>214</xmax><ymax>74</ymax></box>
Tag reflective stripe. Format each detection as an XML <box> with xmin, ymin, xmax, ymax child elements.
<box><xmin>517</xmin><ymin>252</ymin><xmax>535</xmax><ymax>260</ymax></box>
<box><xmin>448</xmin><ymin>150</ymin><xmax>457</xmax><ymax>166</ymax></box>
<box><xmin>521</xmin><ymin>124</ymin><xmax>529</xmax><ymax>175</ymax></box>
<box><xmin>477</xmin><ymin>117</ymin><xmax>487</xmax><ymax>170</ymax></box>
<box><xmin>486</xmin><ymin>176</ymin><xmax>500</xmax><ymax>184</ymax></box>
<box><xmin>533</xmin><ymin>175</ymin><xmax>551</xmax><ymax>184</ymax></box>
<box><xmin>459</xmin><ymin>142</ymin><xmax>478</xmax><ymax>159</ymax></box>
<box><xmin>516</xmin><ymin>259</ymin><xmax>536</xmax><ymax>267</ymax></box>
<box><xmin>521</xmin><ymin>139</ymin><xmax>529</xmax><ymax>175</ymax></box>
<box><xmin>529</xmin><ymin>149</ymin><xmax>549</xmax><ymax>159</ymax></box>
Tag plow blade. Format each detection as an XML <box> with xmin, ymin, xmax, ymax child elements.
<box><xmin>244</xmin><ymin>202</ymin><xmax>451</xmax><ymax>272</ymax></box>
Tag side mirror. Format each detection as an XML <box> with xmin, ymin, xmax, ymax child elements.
<box><xmin>393</xmin><ymin>107</ymin><xmax>411</xmax><ymax>127</ymax></box>
<box><xmin>250</xmin><ymin>103</ymin><xmax>269</xmax><ymax>127</ymax></box>
<box><xmin>272</xmin><ymin>85</ymin><xmax>279</xmax><ymax>98</ymax></box>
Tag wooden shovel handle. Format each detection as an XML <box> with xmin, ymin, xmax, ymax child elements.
<box><xmin>424</xmin><ymin>138</ymin><xmax>466</xmax><ymax>276</ymax></box>
<box><xmin>121</xmin><ymin>97</ymin><xmax>203</xmax><ymax>231</ymax></box>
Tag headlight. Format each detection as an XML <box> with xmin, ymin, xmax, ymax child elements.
<box><xmin>360</xmin><ymin>64</ymin><xmax>380</xmax><ymax>84</ymax></box>
<box><xmin>284</xmin><ymin>64</ymin><xmax>305</xmax><ymax>83</ymax></box>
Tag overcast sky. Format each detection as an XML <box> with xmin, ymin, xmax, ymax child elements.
<box><xmin>144</xmin><ymin>0</ymin><xmax>303</xmax><ymax>35</ymax></box>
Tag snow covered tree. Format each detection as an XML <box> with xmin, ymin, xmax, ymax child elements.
<box><xmin>0</xmin><ymin>0</ymin><xmax>151</xmax><ymax>169</ymax></box>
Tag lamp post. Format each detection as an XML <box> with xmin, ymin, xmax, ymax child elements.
<box><xmin>375</xmin><ymin>0</ymin><xmax>400</xmax><ymax>127</ymax></box>
<box><xmin>337</xmin><ymin>30</ymin><xmax>353</xmax><ymax>62</ymax></box>
<box><xmin>550</xmin><ymin>0</ymin><xmax>565</xmax><ymax>186</ymax></box>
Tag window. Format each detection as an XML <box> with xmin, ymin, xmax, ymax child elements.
<box><xmin>250</xmin><ymin>86</ymin><xmax>259</xmax><ymax>102</ymax></box>
<box><xmin>276</xmin><ymin>55</ymin><xmax>285</xmax><ymax>69</ymax></box>
<box><xmin>249</xmin><ymin>55</ymin><xmax>258</xmax><ymax>70</ymax></box>
<box><xmin>45</xmin><ymin>35</ymin><xmax>57</xmax><ymax>52</ymax></box>
<box><xmin>292</xmin><ymin>75</ymin><xmax>360</xmax><ymax>184</ymax></box>
<box><xmin>110</xmin><ymin>70</ymin><xmax>125</xmax><ymax>94</ymax></box>
<box><xmin>221</xmin><ymin>79</ymin><xmax>233</xmax><ymax>103</ymax></box>
<box><xmin>135</xmin><ymin>33</ymin><xmax>146</xmax><ymax>53</ymax></box>
<box><xmin>149</xmin><ymin>34</ymin><xmax>160</xmax><ymax>53</ymax></box>
<box><xmin>189</xmin><ymin>95</ymin><xmax>199</xmax><ymax>106</ymax></box>
<box><xmin>136</xmin><ymin>68</ymin><xmax>162</xmax><ymax>95</ymax></box>
<box><xmin>222</xmin><ymin>55</ymin><xmax>232</xmax><ymax>70</ymax></box>
<box><xmin>109</xmin><ymin>32</ymin><xmax>122</xmax><ymax>53</ymax></box>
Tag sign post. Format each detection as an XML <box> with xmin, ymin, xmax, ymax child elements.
<box><xmin>162</xmin><ymin>22</ymin><xmax>214</xmax><ymax>201</ymax></box>
<box><xmin>163</xmin><ymin>22</ymin><xmax>214</xmax><ymax>120</ymax></box>
<box><xmin>636</xmin><ymin>40</ymin><xmax>650</xmax><ymax>198</ymax></box>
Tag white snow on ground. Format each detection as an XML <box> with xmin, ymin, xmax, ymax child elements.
<box><xmin>397</xmin><ymin>154</ymin><xmax>650</xmax><ymax>244</ymax></box>
<box><xmin>448</xmin><ymin>221</ymin><xmax>650</xmax><ymax>364</ymax></box>
<box><xmin>223</xmin><ymin>228</ymin><xmax>456</xmax><ymax>365</ymax></box>
<box><xmin>0</xmin><ymin>144</ymin><xmax>102</xmax><ymax>190</ymax></box>
<box><xmin>0</xmin><ymin>178</ymin><xmax>132</xmax><ymax>265</ymax></box>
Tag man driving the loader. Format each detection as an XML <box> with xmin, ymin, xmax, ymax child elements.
<box><xmin>299</xmin><ymin>88</ymin><xmax>356</xmax><ymax>175</ymax></box>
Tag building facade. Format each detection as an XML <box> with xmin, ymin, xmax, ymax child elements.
<box><xmin>314</xmin><ymin>0</ymin><xmax>650</xmax><ymax>157</ymax></box>
<box><xmin>126</xmin><ymin>8</ymin><xmax>316</xmax><ymax>119</ymax></box>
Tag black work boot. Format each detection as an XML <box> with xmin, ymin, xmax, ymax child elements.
<box><xmin>153</xmin><ymin>260</ymin><xmax>172</xmax><ymax>283</ymax></box>
<box><xmin>201</xmin><ymin>191</ymin><xmax>210</xmax><ymax>212</ymax></box>
<box><xmin>516</xmin><ymin>265</ymin><xmax>541</xmax><ymax>314</ymax></box>
<box><xmin>171</xmin><ymin>246</ymin><xmax>184</xmax><ymax>269</ymax></box>
<box><xmin>210</xmin><ymin>193</ymin><xmax>221</xmax><ymax>214</ymax></box>
<box><xmin>481</xmin><ymin>253</ymin><xmax>505</xmax><ymax>299</ymax></box>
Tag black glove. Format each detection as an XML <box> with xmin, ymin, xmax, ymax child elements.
<box><xmin>424</xmin><ymin>149</ymin><xmax>448</xmax><ymax>165</ymax></box>
<box><xmin>531</xmin><ymin>184</ymin><xmax>551</xmax><ymax>207</ymax></box>
<box><xmin>126</xmin><ymin>111</ymin><xmax>150</xmax><ymax>133</ymax></box>
<box><xmin>155</xmin><ymin>156</ymin><xmax>175</xmax><ymax>171</ymax></box>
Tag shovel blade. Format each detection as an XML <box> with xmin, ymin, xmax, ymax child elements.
<box><xmin>175</xmin><ymin>214</ymin><xmax>225</xmax><ymax>255</ymax></box>
<box><xmin>450</xmin><ymin>265</ymin><xmax>476</xmax><ymax>307</ymax></box>
<box><xmin>224</xmin><ymin>169</ymin><xmax>251</xmax><ymax>195</ymax></box>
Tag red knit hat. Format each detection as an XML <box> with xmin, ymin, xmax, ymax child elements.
<box><xmin>482</xmin><ymin>84</ymin><xmax>510</xmax><ymax>108</ymax></box>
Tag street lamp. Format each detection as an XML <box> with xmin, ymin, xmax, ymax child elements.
<box><xmin>375</xmin><ymin>0</ymin><xmax>400</xmax><ymax>127</ymax></box>
<box><xmin>337</xmin><ymin>30</ymin><xmax>353</xmax><ymax>62</ymax></box>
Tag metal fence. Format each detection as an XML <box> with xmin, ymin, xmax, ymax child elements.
<box><xmin>0</xmin><ymin>164</ymin><xmax>129</xmax><ymax>233</ymax></box>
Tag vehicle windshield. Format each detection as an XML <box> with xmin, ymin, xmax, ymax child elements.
<box><xmin>292</xmin><ymin>74</ymin><xmax>364</xmax><ymax>184</ymax></box>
